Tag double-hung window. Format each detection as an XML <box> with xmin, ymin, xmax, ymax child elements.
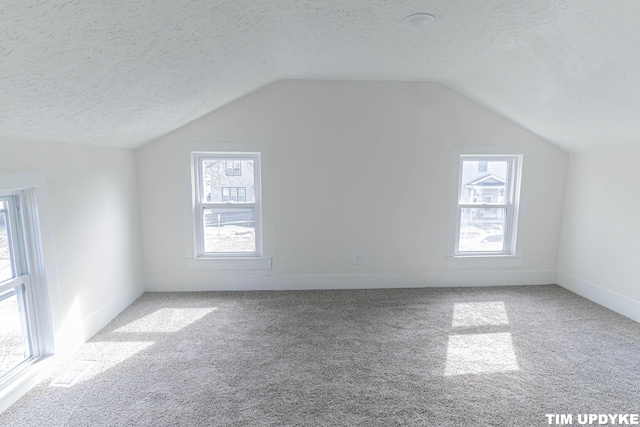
<box><xmin>0</xmin><ymin>194</ymin><xmax>36</xmax><ymax>378</ymax></box>
<box><xmin>0</xmin><ymin>175</ymin><xmax>57</xmax><ymax>411</ymax></box>
<box><xmin>192</xmin><ymin>152</ymin><xmax>262</xmax><ymax>257</ymax></box>
<box><xmin>0</xmin><ymin>189</ymin><xmax>53</xmax><ymax>395</ymax></box>
<box><xmin>453</xmin><ymin>153</ymin><xmax>523</xmax><ymax>257</ymax></box>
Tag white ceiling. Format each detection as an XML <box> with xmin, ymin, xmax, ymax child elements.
<box><xmin>2</xmin><ymin>0</ymin><xmax>640</xmax><ymax>152</ymax></box>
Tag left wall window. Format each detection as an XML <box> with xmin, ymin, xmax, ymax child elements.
<box><xmin>0</xmin><ymin>174</ymin><xmax>57</xmax><ymax>412</ymax></box>
<box><xmin>0</xmin><ymin>194</ymin><xmax>36</xmax><ymax>377</ymax></box>
<box><xmin>192</xmin><ymin>152</ymin><xmax>262</xmax><ymax>258</ymax></box>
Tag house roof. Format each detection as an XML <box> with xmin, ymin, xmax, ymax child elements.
<box><xmin>466</xmin><ymin>175</ymin><xmax>506</xmax><ymax>187</ymax></box>
<box><xmin>2</xmin><ymin>1</ymin><xmax>640</xmax><ymax>151</ymax></box>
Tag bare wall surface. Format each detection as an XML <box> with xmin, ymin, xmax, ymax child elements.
<box><xmin>0</xmin><ymin>137</ymin><xmax>145</xmax><ymax>350</ymax></box>
<box><xmin>557</xmin><ymin>151</ymin><xmax>640</xmax><ymax>321</ymax></box>
<box><xmin>137</xmin><ymin>80</ymin><xmax>569</xmax><ymax>291</ymax></box>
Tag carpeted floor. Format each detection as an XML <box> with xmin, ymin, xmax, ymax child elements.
<box><xmin>1</xmin><ymin>285</ymin><xmax>639</xmax><ymax>426</ymax></box>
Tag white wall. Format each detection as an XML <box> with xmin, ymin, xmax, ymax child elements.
<box><xmin>137</xmin><ymin>80</ymin><xmax>569</xmax><ymax>291</ymax></box>
<box><xmin>557</xmin><ymin>151</ymin><xmax>640</xmax><ymax>323</ymax></box>
<box><xmin>0</xmin><ymin>137</ymin><xmax>145</xmax><ymax>351</ymax></box>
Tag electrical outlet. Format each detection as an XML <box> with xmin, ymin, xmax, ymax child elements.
<box><xmin>352</xmin><ymin>252</ymin><xmax>362</xmax><ymax>265</ymax></box>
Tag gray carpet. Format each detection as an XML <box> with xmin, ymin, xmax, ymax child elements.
<box><xmin>1</xmin><ymin>285</ymin><xmax>639</xmax><ymax>426</ymax></box>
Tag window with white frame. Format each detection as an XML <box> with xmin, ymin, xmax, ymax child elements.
<box><xmin>0</xmin><ymin>194</ymin><xmax>37</xmax><ymax>378</ymax></box>
<box><xmin>0</xmin><ymin>186</ymin><xmax>55</xmax><ymax>405</ymax></box>
<box><xmin>192</xmin><ymin>153</ymin><xmax>261</xmax><ymax>257</ymax></box>
<box><xmin>453</xmin><ymin>154</ymin><xmax>522</xmax><ymax>256</ymax></box>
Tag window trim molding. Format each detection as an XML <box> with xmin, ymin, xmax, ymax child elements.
<box><xmin>446</xmin><ymin>146</ymin><xmax>529</xmax><ymax>268</ymax></box>
<box><xmin>193</xmin><ymin>151</ymin><xmax>262</xmax><ymax>258</ymax></box>
<box><xmin>455</xmin><ymin>154</ymin><xmax>520</xmax><ymax>257</ymax></box>
<box><xmin>0</xmin><ymin>173</ymin><xmax>60</xmax><ymax>412</ymax></box>
<box><xmin>182</xmin><ymin>142</ymin><xmax>271</xmax><ymax>270</ymax></box>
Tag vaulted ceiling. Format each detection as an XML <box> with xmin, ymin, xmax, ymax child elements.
<box><xmin>2</xmin><ymin>1</ymin><xmax>640</xmax><ymax>152</ymax></box>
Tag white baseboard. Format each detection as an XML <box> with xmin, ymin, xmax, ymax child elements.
<box><xmin>80</xmin><ymin>288</ymin><xmax>145</xmax><ymax>342</ymax></box>
<box><xmin>145</xmin><ymin>270</ymin><xmax>557</xmax><ymax>292</ymax></box>
<box><xmin>54</xmin><ymin>287</ymin><xmax>144</xmax><ymax>361</ymax></box>
<box><xmin>556</xmin><ymin>271</ymin><xmax>640</xmax><ymax>324</ymax></box>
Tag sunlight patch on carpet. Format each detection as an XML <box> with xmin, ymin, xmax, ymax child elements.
<box><xmin>444</xmin><ymin>332</ymin><xmax>519</xmax><ymax>376</ymax></box>
<box><xmin>114</xmin><ymin>308</ymin><xmax>217</xmax><ymax>333</ymax></box>
<box><xmin>70</xmin><ymin>341</ymin><xmax>154</xmax><ymax>383</ymax></box>
<box><xmin>452</xmin><ymin>302</ymin><xmax>509</xmax><ymax>328</ymax></box>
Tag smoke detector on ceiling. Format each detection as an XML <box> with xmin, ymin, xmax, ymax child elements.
<box><xmin>402</xmin><ymin>13</ymin><xmax>436</xmax><ymax>27</ymax></box>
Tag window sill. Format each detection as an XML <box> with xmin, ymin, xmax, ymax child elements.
<box><xmin>185</xmin><ymin>257</ymin><xmax>272</xmax><ymax>271</ymax></box>
<box><xmin>0</xmin><ymin>355</ymin><xmax>55</xmax><ymax>413</ymax></box>
<box><xmin>446</xmin><ymin>255</ymin><xmax>523</xmax><ymax>269</ymax></box>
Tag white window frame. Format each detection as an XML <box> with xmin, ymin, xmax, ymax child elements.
<box><xmin>0</xmin><ymin>173</ymin><xmax>59</xmax><ymax>413</ymax></box>
<box><xmin>0</xmin><ymin>193</ymin><xmax>43</xmax><ymax>369</ymax></box>
<box><xmin>193</xmin><ymin>152</ymin><xmax>262</xmax><ymax>258</ymax></box>
<box><xmin>183</xmin><ymin>143</ymin><xmax>271</xmax><ymax>271</ymax></box>
<box><xmin>447</xmin><ymin>147</ymin><xmax>527</xmax><ymax>268</ymax></box>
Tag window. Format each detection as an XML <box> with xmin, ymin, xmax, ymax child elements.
<box><xmin>225</xmin><ymin>161</ymin><xmax>241</xmax><ymax>176</ymax></box>
<box><xmin>452</xmin><ymin>153</ymin><xmax>523</xmax><ymax>257</ymax></box>
<box><xmin>0</xmin><ymin>190</ymin><xmax>53</xmax><ymax>395</ymax></box>
<box><xmin>0</xmin><ymin>174</ymin><xmax>58</xmax><ymax>411</ymax></box>
<box><xmin>0</xmin><ymin>195</ymin><xmax>36</xmax><ymax>378</ymax></box>
<box><xmin>192</xmin><ymin>153</ymin><xmax>261</xmax><ymax>257</ymax></box>
<box><xmin>222</xmin><ymin>187</ymin><xmax>246</xmax><ymax>202</ymax></box>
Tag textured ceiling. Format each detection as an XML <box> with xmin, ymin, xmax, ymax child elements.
<box><xmin>2</xmin><ymin>0</ymin><xmax>640</xmax><ymax>151</ymax></box>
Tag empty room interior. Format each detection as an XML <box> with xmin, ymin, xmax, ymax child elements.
<box><xmin>1</xmin><ymin>1</ymin><xmax>640</xmax><ymax>426</ymax></box>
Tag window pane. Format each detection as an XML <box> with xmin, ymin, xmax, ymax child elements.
<box><xmin>238</xmin><ymin>188</ymin><xmax>246</xmax><ymax>202</ymax></box>
<box><xmin>230</xmin><ymin>188</ymin><xmax>238</xmax><ymax>202</ymax></box>
<box><xmin>203</xmin><ymin>208</ymin><xmax>256</xmax><ymax>253</ymax></box>
<box><xmin>458</xmin><ymin>208</ymin><xmax>505</xmax><ymax>252</ymax></box>
<box><xmin>0</xmin><ymin>288</ymin><xmax>31</xmax><ymax>376</ymax></box>
<box><xmin>0</xmin><ymin>202</ymin><xmax>13</xmax><ymax>283</ymax></box>
<box><xmin>202</xmin><ymin>159</ymin><xmax>255</xmax><ymax>203</ymax></box>
<box><xmin>460</xmin><ymin>160</ymin><xmax>508</xmax><ymax>204</ymax></box>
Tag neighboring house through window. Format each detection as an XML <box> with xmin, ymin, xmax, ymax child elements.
<box><xmin>192</xmin><ymin>153</ymin><xmax>261</xmax><ymax>257</ymax></box>
<box><xmin>449</xmin><ymin>149</ymin><xmax>524</xmax><ymax>258</ymax></box>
